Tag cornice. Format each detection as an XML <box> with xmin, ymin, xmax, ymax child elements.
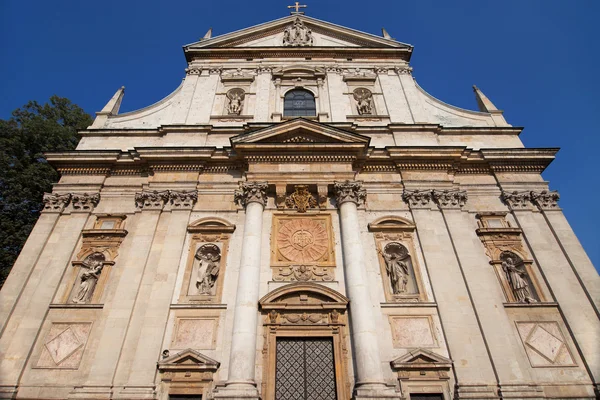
<box><xmin>44</xmin><ymin>146</ymin><xmax>557</xmax><ymax>176</ymax></box>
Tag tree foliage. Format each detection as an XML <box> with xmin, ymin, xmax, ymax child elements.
<box><xmin>0</xmin><ymin>96</ymin><xmax>92</xmax><ymax>287</ymax></box>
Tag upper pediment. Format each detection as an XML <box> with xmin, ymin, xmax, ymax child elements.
<box><xmin>185</xmin><ymin>15</ymin><xmax>412</xmax><ymax>50</ymax></box>
<box><xmin>230</xmin><ymin>118</ymin><xmax>370</xmax><ymax>145</ymax></box>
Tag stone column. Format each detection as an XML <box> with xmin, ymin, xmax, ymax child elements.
<box><xmin>333</xmin><ymin>181</ymin><xmax>400</xmax><ymax>399</ymax></box>
<box><xmin>216</xmin><ymin>182</ymin><xmax>267</xmax><ymax>400</ymax></box>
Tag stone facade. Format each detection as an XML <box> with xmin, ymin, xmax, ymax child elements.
<box><xmin>1</xmin><ymin>13</ymin><xmax>599</xmax><ymax>400</ymax></box>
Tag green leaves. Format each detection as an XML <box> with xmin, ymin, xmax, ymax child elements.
<box><xmin>0</xmin><ymin>96</ymin><xmax>92</xmax><ymax>287</ymax></box>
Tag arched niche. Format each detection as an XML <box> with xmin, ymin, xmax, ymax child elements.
<box><xmin>369</xmin><ymin>215</ymin><xmax>428</xmax><ymax>302</ymax></box>
<box><xmin>178</xmin><ymin>217</ymin><xmax>235</xmax><ymax>304</ymax></box>
<box><xmin>258</xmin><ymin>283</ymin><xmax>350</xmax><ymax>400</ymax></box>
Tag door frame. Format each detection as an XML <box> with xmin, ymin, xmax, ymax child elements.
<box><xmin>259</xmin><ymin>283</ymin><xmax>350</xmax><ymax>400</ymax></box>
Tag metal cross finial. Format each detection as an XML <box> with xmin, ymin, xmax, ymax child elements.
<box><xmin>288</xmin><ymin>1</ymin><xmax>307</xmax><ymax>14</ymax></box>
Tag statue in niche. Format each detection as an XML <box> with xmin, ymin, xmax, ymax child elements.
<box><xmin>283</xmin><ymin>18</ymin><xmax>313</xmax><ymax>47</ymax></box>
<box><xmin>501</xmin><ymin>252</ymin><xmax>537</xmax><ymax>303</ymax></box>
<box><xmin>226</xmin><ymin>88</ymin><xmax>245</xmax><ymax>115</ymax></box>
<box><xmin>379</xmin><ymin>242</ymin><xmax>410</xmax><ymax>294</ymax></box>
<box><xmin>72</xmin><ymin>252</ymin><xmax>105</xmax><ymax>304</ymax></box>
<box><xmin>353</xmin><ymin>88</ymin><xmax>373</xmax><ymax>115</ymax></box>
<box><xmin>195</xmin><ymin>244</ymin><xmax>221</xmax><ymax>295</ymax></box>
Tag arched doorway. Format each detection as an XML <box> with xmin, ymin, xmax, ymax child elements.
<box><xmin>259</xmin><ymin>283</ymin><xmax>350</xmax><ymax>400</ymax></box>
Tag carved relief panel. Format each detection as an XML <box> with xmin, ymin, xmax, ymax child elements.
<box><xmin>270</xmin><ymin>214</ymin><xmax>335</xmax><ymax>282</ymax></box>
<box><xmin>179</xmin><ymin>218</ymin><xmax>235</xmax><ymax>304</ymax></box>
<box><xmin>476</xmin><ymin>213</ymin><xmax>544</xmax><ymax>304</ymax></box>
<box><xmin>369</xmin><ymin>217</ymin><xmax>427</xmax><ymax>302</ymax></box>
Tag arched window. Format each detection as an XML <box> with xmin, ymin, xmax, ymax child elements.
<box><xmin>283</xmin><ymin>89</ymin><xmax>316</xmax><ymax>117</ymax></box>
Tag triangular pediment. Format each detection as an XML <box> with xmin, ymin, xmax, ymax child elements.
<box><xmin>158</xmin><ymin>348</ymin><xmax>220</xmax><ymax>372</ymax></box>
<box><xmin>391</xmin><ymin>348</ymin><xmax>452</xmax><ymax>369</ymax></box>
<box><xmin>231</xmin><ymin>118</ymin><xmax>370</xmax><ymax>145</ymax></box>
<box><xmin>185</xmin><ymin>15</ymin><xmax>412</xmax><ymax>50</ymax></box>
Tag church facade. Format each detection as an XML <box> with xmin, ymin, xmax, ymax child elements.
<box><xmin>1</xmin><ymin>11</ymin><xmax>599</xmax><ymax>400</ymax></box>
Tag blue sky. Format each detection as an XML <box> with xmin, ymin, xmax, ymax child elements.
<box><xmin>1</xmin><ymin>0</ymin><xmax>598</xmax><ymax>270</ymax></box>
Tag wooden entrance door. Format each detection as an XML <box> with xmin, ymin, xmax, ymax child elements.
<box><xmin>274</xmin><ymin>337</ymin><xmax>337</xmax><ymax>400</ymax></box>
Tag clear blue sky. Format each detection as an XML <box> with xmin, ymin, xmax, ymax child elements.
<box><xmin>1</xmin><ymin>1</ymin><xmax>598</xmax><ymax>270</ymax></box>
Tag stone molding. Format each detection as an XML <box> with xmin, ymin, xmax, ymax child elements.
<box><xmin>42</xmin><ymin>193</ymin><xmax>71</xmax><ymax>213</ymax></box>
<box><xmin>401</xmin><ymin>190</ymin><xmax>434</xmax><ymax>209</ymax></box>
<box><xmin>530</xmin><ymin>190</ymin><xmax>560</xmax><ymax>210</ymax></box>
<box><xmin>234</xmin><ymin>181</ymin><xmax>268</xmax><ymax>208</ymax></box>
<box><xmin>333</xmin><ymin>180</ymin><xmax>366</xmax><ymax>206</ymax></box>
<box><xmin>432</xmin><ymin>189</ymin><xmax>468</xmax><ymax>209</ymax></box>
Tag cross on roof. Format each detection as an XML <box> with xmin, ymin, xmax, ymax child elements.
<box><xmin>287</xmin><ymin>2</ymin><xmax>307</xmax><ymax>14</ymax></box>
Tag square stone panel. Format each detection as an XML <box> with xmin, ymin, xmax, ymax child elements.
<box><xmin>171</xmin><ymin>318</ymin><xmax>218</xmax><ymax>350</ymax></box>
<box><xmin>390</xmin><ymin>316</ymin><xmax>436</xmax><ymax>348</ymax></box>
<box><xmin>516</xmin><ymin>321</ymin><xmax>575</xmax><ymax>367</ymax></box>
<box><xmin>36</xmin><ymin>323</ymin><xmax>92</xmax><ymax>369</ymax></box>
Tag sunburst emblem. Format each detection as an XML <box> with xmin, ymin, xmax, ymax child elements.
<box><xmin>277</xmin><ymin>219</ymin><xmax>328</xmax><ymax>263</ymax></box>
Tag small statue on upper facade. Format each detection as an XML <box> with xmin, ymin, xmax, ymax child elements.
<box><xmin>72</xmin><ymin>253</ymin><xmax>105</xmax><ymax>304</ymax></box>
<box><xmin>196</xmin><ymin>244</ymin><xmax>221</xmax><ymax>295</ymax></box>
<box><xmin>502</xmin><ymin>256</ymin><xmax>537</xmax><ymax>303</ymax></box>
<box><xmin>379</xmin><ymin>243</ymin><xmax>409</xmax><ymax>294</ymax></box>
<box><xmin>353</xmin><ymin>88</ymin><xmax>373</xmax><ymax>115</ymax></box>
<box><xmin>226</xmin><ymin>89</ymin><xmax>245</xmax><ymax>115</ymax></box>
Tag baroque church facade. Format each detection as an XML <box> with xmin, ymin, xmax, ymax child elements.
<box><xmin>1</xmin><ymin>11</ymin><xmax>599</xmax><ymax>400</ymax></box>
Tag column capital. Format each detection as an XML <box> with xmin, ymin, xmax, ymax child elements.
<box><xmin>42</xmin><ymin>193</ymin><xmax>71</xmax><ymax>213</ymax></box>
<box><xmin>169</xmin><ymin>190</ymin><xmax>198</xmax><ymax>210</ymax></box>
<box><xmin>70</xmin><ymin>193</ymin><xmax>100</xmax><ymax>212</ymax></box>
<box><xmin>135</xmin><ymin>190</ymin><xmax>170</xmax><ymax>211</ymax></box>
<box><xmin>432</xmin><ymin>189</ymin><xmax>468</xmax><ymax>209</ymax></box>
<box><xmin>402</xmin><ymin>189</ymin><xmax>434</xmax><ymax>209</ymax></box>
<box><xmin>333</xmin><ymin>180</ymin><xmax>366</xmax><ymax>207</ymax></box>
<box><xmin>234</xmin><ymin>182</ymin><xmax>268</xmax><ymax>208</ymax></box>
<box><xmin>530</xmin><ymin>190</ymin><xmax>560</xmax><ymax>210</ymax></box>
<box><xmin>501</xmin><ymin>190</ymin><xmax>534</xmax><ymax>211</ymax></box>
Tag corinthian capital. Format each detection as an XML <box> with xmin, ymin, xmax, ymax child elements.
<box><xmin>234</xmin><ymin>182</ymin><xmax>268</xmax><ymax>208</ymax></box>
<box><xmin>530</xmin><ymin>190</ymin><xmax>560</xmax><ymax>210</ymax></box>
<box><xmin>333</xmin><ymin>180</ymin><xmax>366</xmax><ymax>206</ymax></box>
<box><xmin>70</xmin><ymin>193</ymin><xmax>100</xmax><ymax>211</ymax></box>
<box><xmin>169</xmin><ymin>190</ymin><xmax>198</xmax><ymax>210</ymax></box>
<box><xmin>432</xmin><ymin>189</ymin><xmax>468</xmax><ymax>209</ymax></box>
<box><xmin>402</xmin><ymin>189</ymin><xmax>433</xmax><ymax>209</ymax></box>
<box><xmin>42</xmin><ymin>193</ymin><xmax>71</xmax><ymax>213</ymax></box>
<box><xmin>501</xmin><ymin>190</ymin><xmax>533</xmax><ymax>210</ymax></box>
<box><xmin>135</xmin><ymin>190</ymin><xmax>170</xmax><ymax>210</ymax></box>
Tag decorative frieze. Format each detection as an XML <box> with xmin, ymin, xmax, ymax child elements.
<box><xmin>401</xmin><ymin>189</ymin><xmax>434</xmax><ymax>209</ymax></box>
<box><xmin>234</xmin><ymin>181</ymin><xmax>268</xmax><ymax>208</ymax></box>
<box><xmin>432</xmin><ymin>189</ymin><xmax>468</xmax><ymax>209</ymax></box>
<box><xmin>42</xmin><ymin>193</ymin><xmax>71</xmax><ymax>213</ymax></box>
<box><xmin>501</xmin><ymin>190</ymin><xmax>533</xmax><ymax>210</ymax></box>
<box><xmin>273</xmin><ymin>265</ymin><xmax>334</xmax><ymax>282</ymax></box>
<box><xmin>70</xmin><ymin>193</ymin><xmax>100</xmax><ymax>211</ymax></box>
<box><xmin>530</xmin><ymin>190</ymin><xmax>560</xmax><ymax>210</ymax></box>
<box><xmin>333</xmin><ymin>180</ymin><xmax>366</xmax><ymax>206</ymax></box>
<box><xmin>135</xmin><ymin>190</ymin><xmax>170</xmax><ymax>210</ymax></box>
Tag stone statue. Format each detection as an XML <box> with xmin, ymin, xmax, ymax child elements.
<box><xmin>72</xmin><ymin>253</ymin><xmax>105</xmax><ymax>304</ymax></box>
<box><xmin>502</xmin><ymin>255</ymin><xmax>536</xmax><ymax>303</ymax></box>
<box><xmin>226</xmin><ymin>89</ymin><xmax>245</xmax><ymax>115</ymax></box>
<box><xmin>196</xmin><ymin>244</ymin><xmax>221</xmax><ymax>295</ymax></box>
<box><xmin>353</xmin><ymin>88</ymin><xmax>373</xmax><ymax>115</ymax></box>
<box><xmin>379</xmin><ymin>243</ymin><xmax>409</xmax><ymax>294</ymax></box>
